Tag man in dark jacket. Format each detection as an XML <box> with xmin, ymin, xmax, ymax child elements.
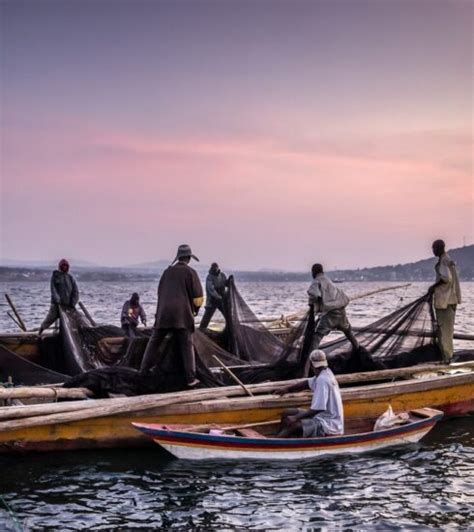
<box><xmin>38</xmin><ymin>259</ymin><xmax>79</xmax><ymax>335</ymax></box>
<box><xmin>140</xmin><ymin>244</ymin><xmax>204</xmax><ymax>387</ymax></box>
<box><xmin>199</xmin><ymin>262</ymin><xmax>229</xmax><ymax>330</ymax></box>
<box><xmin>121</xmin><ymin>292</ymin><xmax>147</xmax><ymax>338</ymax></box>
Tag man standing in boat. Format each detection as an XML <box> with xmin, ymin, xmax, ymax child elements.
<box><xmin>308</xmin><ymin>263</ymin><xmax>359</xmax><ymax>355</ymax></box>
<box><xmin>199</xmin><ymin>262</ymin><xmax>229</xmax><ymax>330</ymax></box>
<box><xmin>121</xmin><ymin>292</ymin><xmax>147</xmax><ymax>337</ymax></box>
<box><xmin>38</xmin><ymin>258</ymin><xmax>79</xmax><ymax>335</ymax></box>
<box><xmin>429</xmin><ymin>239</ymin><xmax>462</xmax><ymax>364</ymax></box>
<box><xmin>276</xmin><ymin>350</ymin><xmax>344</xmax><ymax>438</ymax></box>
<box><xmin>140</xmin><ymin>244</ymin><xmax>204</xmax><ymax>388</ymax></box>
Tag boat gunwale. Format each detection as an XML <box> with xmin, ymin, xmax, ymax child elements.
<box><xmin>132</xmin><ymin>411</ymin><xmax>443</xmax><ymax>450</ymax></box>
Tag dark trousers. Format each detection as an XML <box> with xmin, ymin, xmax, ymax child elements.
<box><xmin>122</xmin><ymin>324</ymin><xmax>137</xmax><ymax>338</ymax></box>
<box><xmin>140</xmin><ymin>328</ymin><xmax>196</xmax><ymax>384</ymax></box>
<box><xmin>40</xmin><ymin>304</ymin><xmax>60</xmax><ymax>331</ymax></box>
<box><xmin>199</xmin><ymin>302</ymin><xmax>225</xmax><ymax>330</ymax></box>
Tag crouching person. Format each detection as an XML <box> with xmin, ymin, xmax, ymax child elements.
<box><xmin>276</xmin><ymin>350</ymin><xmax>343</xmax><ymax>438</ymax></box>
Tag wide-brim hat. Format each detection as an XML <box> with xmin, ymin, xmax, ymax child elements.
<box><xmin>173</xmin><ymin>244</ymin><xmax>199</xmax><ymax>264</ymax></box>
<box><xmin>309</xmin><ymin>349</ymin><xmax>328</xmax><ymax>368</ymax></box>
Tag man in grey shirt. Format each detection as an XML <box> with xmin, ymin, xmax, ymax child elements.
<box><xmin>308</xmin><ymin>263</ymin><xmax>359</xmax><ymax>355</ymax></box>
<box><xmin>199</xmin><ymin>262</ymin><xmax>229</xmax><ymax>330</ymax></box>
<box><xmin>276</xmin><ymin>350</ymin><xmax>344</xmax><ymax>438</ymax></box>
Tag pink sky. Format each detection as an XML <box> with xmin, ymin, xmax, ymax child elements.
<box><xmin>1</xmin><ymin>1</ymin><xmax>472</xmax><ymax>270</ymax></box>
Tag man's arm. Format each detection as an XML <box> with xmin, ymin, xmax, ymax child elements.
<box><xmin>429</xmin><ymin>258</ymin><xmax>452</xmax><ymax>293</ymax></box>
<box><xmin>276</xmin><ymin>380</ymin><xmax>309</xmax><ymax>396</ymax></box>
<box><xmin>50</xmin><ymin>275</ymin><xmax>60</xmax><ymax>304</ymax></box>
<box><xmin>139</xmin><ymin>305</ymin><xmax>147</xmax><ymax>326</ymax></box>
<box><xmin>288</xmin><ymin>408</ymin><xmax>324</xmax><ymax>422</ymax></box>
<box><xmin>121</xmin><ymin>302</ymin><xmax>129</xmax><ymax>322</ymax></box>
<box><xmin>307</xmin><ymin>282</ymin><xmax>322</xmax><ymax>311</ymax></box>
<box><xmin>206</xmin><ymin>276</ymin><xmax>221</xmax><ymax>300</ymax></box>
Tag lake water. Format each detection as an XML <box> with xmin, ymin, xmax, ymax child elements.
<box><xmin>0</xmin><ymin>281</ymin><xmax>473</xmax><ymax>529</ymax></box>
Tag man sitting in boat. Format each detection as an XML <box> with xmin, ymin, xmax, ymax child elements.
<box><xmin>276</xmin><ymin>350</ymin><xmax>344</xmax><ymax>438</ymax></box>
<box><xmin>38</xmin><ymin>258</ymin><xmax>79</xmax><ymax>336</ymax></box>
<box><xmin>308</xmin><ymin>263</ymin><xmax>359</xmax><ymax>362</ymax></box>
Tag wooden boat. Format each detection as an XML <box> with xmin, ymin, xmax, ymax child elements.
<box><xmin>0</xmin><ymin>362</ymin><xmax>472</xmax><ymax>453</ymax></box>
<box><xmin>132</xmin><ymin>407</ymin><xmax>444</xmax><ymax>460</ymax></box>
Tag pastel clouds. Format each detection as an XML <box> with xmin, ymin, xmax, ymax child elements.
<box><xmin>1</xmin><ymin>118</ymin><xmax>472</xmax><ymax>269</ymax></box>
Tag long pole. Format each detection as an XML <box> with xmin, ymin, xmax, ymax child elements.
<box><xmin>4</xmin><ymin>294</ymin><xmax>27</xmax><ymax>331</ymax></box>
<box><xmin>6</xmin><ymin>312</ymin><xmax>23</xmax><ymax>331</ymax></box>
<box><xmin>212</xmin><ymin>355</ymin><xmax>254</xmax><ymax>397</ymax></box>
<box><xmin>268</xmin><ymin>283</ymin><xmax>412</xmax><ymax>325</ymax></box>
<box><xmin>79</xmin><ymin>302</ymin><xmax>96</xmax><ymax>326</ymax></box>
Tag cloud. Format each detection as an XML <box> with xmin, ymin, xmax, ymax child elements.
<box><xmin>1</xmin><ymin>120</ymin><xmax>472</xmax><ymax>268</ymax></box>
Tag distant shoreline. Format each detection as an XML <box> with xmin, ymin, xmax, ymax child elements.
<box><xmin>1</xmin><ymin>244</ymin><xmax>472</xmax><ymax>283</ymax></box>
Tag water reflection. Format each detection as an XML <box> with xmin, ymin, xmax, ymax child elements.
<box><xmin>0</xmin><ymin>419</ymin><xmax>472</xmax><ymax>529</ymax></box>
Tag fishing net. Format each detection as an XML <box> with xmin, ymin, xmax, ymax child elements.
<box><xmin>228</xmin><ymin>291</ymin><xmax>442</xmax><ymax>383</ymax></box>
<box><xmin>58</xmin><ymin>282</ymin><xmax>447</xmax><ymax>396</ymax></box>
<box><xmin>58</xmin><ymin>307</ymin><xmax>130</xmax><ymax>375</ymax></box>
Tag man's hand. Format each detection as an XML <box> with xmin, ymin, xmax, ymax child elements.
<box><xmin>287</xmin><ymin>415</ymin><xmax>298</xmax><ymax>425</ymax></box>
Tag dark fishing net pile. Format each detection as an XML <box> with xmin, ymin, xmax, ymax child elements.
<box><xmin>58</xmin><ymin>307</ymin><xmax>130</xmax><ymax>375</ymax></box>
<box><xmin>201</xmin><ymin>280</ymin><xmax>443</xmax><ymax>383</ymax></box>
<box><xmin>55</xmin><ymin>281</ymin><xmax>446</xmax><ymax>396</ymax></box>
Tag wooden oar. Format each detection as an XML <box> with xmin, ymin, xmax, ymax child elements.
<box><xmin>4</xmin><ymin>294</ymin><xmax>27</xmax><ymax>331</ymax></box>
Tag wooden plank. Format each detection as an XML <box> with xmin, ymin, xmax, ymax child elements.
<box><xmin>0</xmin><ymin>387</ymin><xmax>92</xmax><ymax>400</ymax></box>
<box><xmin>236</xmin><ymin>428</ymin><xmax>267</xmax><ymax>438</ymax></box>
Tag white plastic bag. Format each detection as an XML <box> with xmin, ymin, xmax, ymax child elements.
<box><xmin>373</xmin><ymin>405</ymin><xmax>410</xmax><ymax>431</ymax></box>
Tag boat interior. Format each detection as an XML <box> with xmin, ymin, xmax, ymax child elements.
<box><xmin>157</xmin><ymin>408</ymin><xmax>439</xmax><ymax>438</ymax></box>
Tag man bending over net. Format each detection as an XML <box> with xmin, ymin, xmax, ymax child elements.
<box><xmin>307</xmin><ymin>263</ymin><xmax>359</xmax><ymax>359</ymax></box>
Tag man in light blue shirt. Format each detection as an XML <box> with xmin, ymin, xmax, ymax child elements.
<box><xmin>276</xmin><ymin>350</ymin><xmax>344</xmax><ymax>438</ymax></box>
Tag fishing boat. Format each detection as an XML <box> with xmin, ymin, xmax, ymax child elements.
<box><xmin>132</xmin><ymin>407</ymin><xmax>443</xmax><ymax>460</ymax></box>
<box><xmin>0</xmin><ymin>362</ymin><xmax>471</xmax><ymax>453</ymax></box>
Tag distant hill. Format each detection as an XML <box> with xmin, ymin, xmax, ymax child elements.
<box><xmin>0</xmin><ymin>245</ymin><xmax>472</xmax><ymax>282</ymax></box>
<box><xmin>330</xmin><ymin>245</ymin><xmax>474</xmax><ymax>282</ymax></box>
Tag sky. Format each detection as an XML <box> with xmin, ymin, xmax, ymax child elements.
<box><xmin>0</xmin><ymin>0</ymin><xmax>472</xmax><ymax>271</ymax></box>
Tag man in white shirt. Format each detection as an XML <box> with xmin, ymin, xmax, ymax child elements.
<box><xmin>429</xmin><ymin>240</ymin><xmax>462</xmax><ymax>363</ymax></box>
<box><xmin>308</xmin><ymin>263</ymin><xmax>359</xmax><ymax>355</ymax></box>
<box><xmin>276</xmin><ymin>350</ymin><xmax>344</xmax><ymax>438</ymax></box>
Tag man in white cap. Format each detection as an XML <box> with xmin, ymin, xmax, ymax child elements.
<box><xmin>276</xmin><ymin>349</ymin><xmax>344</xmax><ymax>438</ymax></box>
<box><xmin>140</xmin><ymin>244</ymin><xmax>204</xmax><ymax>388</ymax></box>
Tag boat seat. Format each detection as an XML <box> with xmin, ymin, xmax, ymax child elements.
<box><xmin>236</xmin><ymin>428</ymin><xmax>266</xmax><ymax>438</ymax></box>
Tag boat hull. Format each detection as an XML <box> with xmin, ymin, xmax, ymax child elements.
<box><xmin>0</xmin><ymin>372</ymin><xmax>472</xmax><ymax>453</ymax></box>
<box><xmin>133</xmin><ymin>413</ymin><xmax>442</xmax><ymax>461</ymax></box>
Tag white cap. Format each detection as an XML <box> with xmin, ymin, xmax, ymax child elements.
<box><xmin>309</xmin><ymin>349</ymin><xmax>328</xmax><ymax>368</ymax></box>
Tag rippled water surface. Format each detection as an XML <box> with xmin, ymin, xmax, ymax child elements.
<box><xmin>0</xmin><ymin>281</ymin><xmax>473</xmax><ymax>529</ymax></box>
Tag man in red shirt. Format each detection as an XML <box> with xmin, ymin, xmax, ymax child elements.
<box><xmin>140</xmin><ymin>245</ymin><xmax>204</xmax><ymax>387</ymax></box>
